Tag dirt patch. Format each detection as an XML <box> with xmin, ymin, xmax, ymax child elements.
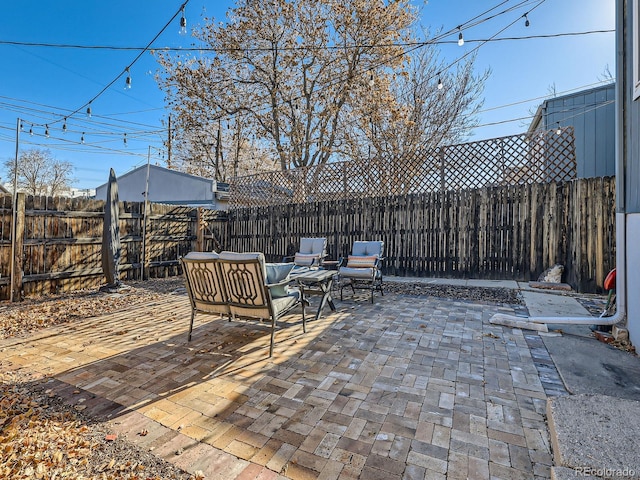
<box><xmin>385</xmin><ymin>281</ymin><xmax>524</xmax><ymax>305</ymax></box>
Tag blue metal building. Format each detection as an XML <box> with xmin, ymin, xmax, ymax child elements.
<box><xmin>529</xmin><ymin>83</ymin><xmax>616</xmax><ymax>179</ymax></box>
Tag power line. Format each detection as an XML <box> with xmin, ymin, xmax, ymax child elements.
<box><xmin>0</xmin><ymin>30</ymin><xmax>613</xmax><ymax>51</ymax></box>
<box><xmin>20</xmin><ymin>1</ymin><xmax>190</xmax><ymax>129</ymax></box>
<box><xmin>477</xmin><ymin>79</ymin><xmax>615</xmax><ymax>114</ymax></box>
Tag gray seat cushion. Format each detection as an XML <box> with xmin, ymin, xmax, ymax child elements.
<box><xmin>338</xmin><ymin>266</ymin><xmax>377</xmax><ymax>279</ymax></box>
<box><xmin>351</xmin><ymin>241</ymin><xmax>383</xmax><ymax>257</ymax></box>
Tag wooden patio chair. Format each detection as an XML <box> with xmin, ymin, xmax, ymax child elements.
<box><xmin>338</xmin><ymin>240</ymin><xmax>384</xmax><ymax>303</ymax></box>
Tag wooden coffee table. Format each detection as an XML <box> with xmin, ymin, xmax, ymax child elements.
<box><xmin>291</xmin><ymin>269</ymin><xmax>336</xmax><ymax>320</ymax></box>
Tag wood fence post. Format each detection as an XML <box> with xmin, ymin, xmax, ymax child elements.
<box><xmin>196</xmin><ymin>207</ymin><xmax>204</xmax><ymax>252</ymax></box>
<box><xmin>11</xmin><ymin>192</ymin><xmax>25</xmax><ymax>302</ymax></box>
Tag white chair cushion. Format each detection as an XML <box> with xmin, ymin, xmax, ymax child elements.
<box><xmin>184</xmin><ymin>251</ymin><xmax>219</xmax><ymax>260</ymax></box>
<box><xmin>352</xmin><ymin>241</ymin><xmax>383</xmax><ymax>257</ymax></box>
<box><xmin>299</xmin><ymin>237</ymin><xmax>326</xmax><ymax>255</ymax></box>
<box><xmin>339</xmin><ymin>266</ymin><xmax>376</xmax><ymax>279</ymax></box>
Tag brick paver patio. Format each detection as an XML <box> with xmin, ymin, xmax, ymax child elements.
<box><xmin>0</xmin><ymin>290</ymin><xmax>556</xmax><ymax>479</ymax></box>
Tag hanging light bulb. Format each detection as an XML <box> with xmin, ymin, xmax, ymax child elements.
<box><xmin>19</xmin><ymin>121</ymin><xmax>24</xmax><ymax>131</ymax></box>
<box><xmin>179</xmin><ymin>6</ymin><xmax>187</xmax><ymax>35</ymax></box>
<box><xmin>81</xmin><ymin>132</ymin><xmax>85</xmax><ymax>144</ymax></box>
<box><xmin>556</xmin><ymin>123</ymin><xmax>562</xmax><ymax>135</ymax></box>
<box><xmin>369</xmin><ymin>74</ymin><xmax>375</xmax><ymax>87</ymax></box>
<box><xmin>524</xmin><ymin>13</ymin><xmax>530</xmax><ymax>27</ymax></box>
<box><xmin>86</xmin><ymin>105</ymin><xmax>92</xmax><ymax>118</ymax></box>
<box><xmin>457</xmin><ymin>27</ymin><xmax>464</xmax><ymax>46</ymax></box>
<box><xmin>63</xmin><ymin>118</ymin><xmax>67</xmax><ymax>133</ymax></box>
<box><xmin>29</xmin><ymin>125</ymin><xmax>34</xmax><ymax>136</ymax></box>
<box><xmin>125</xmin><ymin>68</ymin><xmax>132</xmax><ymax>90</ymax></box>
<box><xmin>437</xmin><ymin>77</ymin><xmax>443</xmax><ymax>90</ymax></box>
<box><xmin>45</xmin><ymin>125</ymin><xmax>50</xmax><ymax>138</ymax></box>
<box><xmin>123</xmin><ymin>133</ymin><xmax>128</xmax><ymax>147</ymax></box>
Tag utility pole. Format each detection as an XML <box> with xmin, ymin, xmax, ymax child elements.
<box><xmin>10</xmin><ymin>118</ymin><xmax>20</xmax><ymax>302</ymax></box>
<box><xmin>167</xmin><ymin>114</ymin><xmax>172</xmax><ymax>167</ymax></box>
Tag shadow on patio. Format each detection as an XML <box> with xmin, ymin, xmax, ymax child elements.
<box><xmin>0</xmin><ymin>290</ymin><xmax>554</xmax><ymax>479</ymax></box>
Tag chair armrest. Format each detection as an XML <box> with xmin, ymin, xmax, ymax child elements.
<box><xmin>337</xmin><ymin>257</ymin><xmax>347</xmax><ymax>268</ymax></box>
<box><xmin>266</xmin><ymin>279</ymin><xmax>291</xmax><ymax>289</ymax></box>
<box><xmin>282</xmin><ymin>255</ymin><xmax>294</xmax><ymax>263</ymax></box>
<box><xmin>267</xmin><ymin>278</ymin><xmax>294</xmax><ymax>299</ymax></box>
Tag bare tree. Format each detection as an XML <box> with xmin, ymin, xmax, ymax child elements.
<box><xmin>3</xmin><ymin>149</ymin><xmax>76</xmax><ymax>196</ymax></box>
<box><xmin>342</xmin><ymin>43</ymin><xmax>488</xmax><ymax>161</ymax></box>
<box><xmin>156</xmin><ymin>0</ymin><xmax>416</xmax><ymax>172</ymax></box>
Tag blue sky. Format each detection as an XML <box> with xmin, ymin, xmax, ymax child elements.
<box><xmin>0</xmin><ymin>0</ymin><xmax>615</xmax><ymax>190</ymax></box>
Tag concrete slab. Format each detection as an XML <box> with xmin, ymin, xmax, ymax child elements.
<box><xmin>467</xmin><ymin>279</ymin><xmax>520</xmax><ymax>288</ymax></box>
<box><xmin>522</xmin><ymin>290</ymin><xmax>591</xmax><ymax>317</ymax></box>
<box><xmin>541</xmin><ymin>325</ymin><xmax>640</xmax><ymax>401</ymax></box>
<box><xmin>547</xmin><ymin>394</ymin><xmax>640</xmax><ymax>479</ymax></box>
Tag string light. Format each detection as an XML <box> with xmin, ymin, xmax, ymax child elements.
<box><xmin>63</xmin><ymin>118</ymin><xmax>67</xmax><ymax>133</ymax></box>
<box><xmin>12</xmin><ymin>0</ymin><xmax>542</xmax><ymax>156</ymax></box>
<box><xmin>29</xmin><ymin>125</ymin><xmax>33</xmax><ymax>136</ymax></box>
<box><xmin>19</xmin><ymin>121</ymin><xmax>24</xmax><ymax>131</ymax></box>
<box><xmin>125</xmin><ymin>67</ymin><xmax>132</xmax><ymax>90</ymax></box>
<box><xmin>556</xmin><ymin>122</ymin><xmax>562</xmax><ymax>135</ymax></box>
<box><xmin>369</xmin><ymin>74</ymin><xmax>375</xmax><ymax>87</ymax></box>
<box><xmin>81</xmin><ymin>132</ymin><xmax>85</xmax><ymax>144</ymax></box>
<box><xmin>179</xmin><ymin>6</ymin><xmax>187</xmax><ymax>35</ymax></box>
<box><xmin>524</xmin><ymin>13</ymin><xmax>530</xmax><ymax>27</ymax></box>
<box><xmin>45</xmin><ymin>124</ymin><xmax>50</xmax><ymax>138</ymax></box>
<box><xmin>457</xmin><ymin>27</ymin><xmax>464</xmax><ymax>46</ymax></box>
<box><xmin>124</xmin><ymin>133</ymin><xmax>128</xmax><ymax>146</ymax></box>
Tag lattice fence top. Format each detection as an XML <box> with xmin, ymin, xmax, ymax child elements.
<box><xmin>229</xmin><ymin>127</ymin><xmax>576</xmax><ymax>208</ymax></box>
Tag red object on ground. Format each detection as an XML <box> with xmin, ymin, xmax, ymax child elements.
<box><xmin>604</xmin><ymin>268</ymin><xmax>616</xmax><ymax>291</ymax></box>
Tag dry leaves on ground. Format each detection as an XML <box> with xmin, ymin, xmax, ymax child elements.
<box><xmin>1</xmin><ymin>279</ymin><xmax>196</xmax><ymax>478</ymax></box>
<box><xmin>0</xmin><ymin>279</ymin><xmax>185</xmax><ymax>340</ymax></box>
<box><xmin>0</xmin><ymin>369</ymin><xmax>194</xmax><ymax>480</ymax></box>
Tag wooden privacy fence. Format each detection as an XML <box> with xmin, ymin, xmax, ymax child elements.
<box><xmin>0</xmin><ymin>176</ymin><xmax>615</xmax><ymax>299</ymax></box>
<box><xmin>0</xmin><ymin>194</ymin><xmax>199</xmax><ymax>300</ymax></box>
<box><xmin>205</xmin><ymin>176</ymin><xmax>615</xmax><ymax>293</ymax></box>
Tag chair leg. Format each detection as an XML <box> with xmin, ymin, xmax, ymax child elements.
<box><xmin>188</xmin><ymin>311</ymin><xmax>195</xmax><ymax>341</ymax></box>
<box><xmin>269</xmin><ymin>317</ymin><xmax>276</xmax><ymax>357</ymax></box>
<box><xmin>301</xmin><ymin>294</ymin><xmax>307</xmax><ymax>333</ymax></box>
